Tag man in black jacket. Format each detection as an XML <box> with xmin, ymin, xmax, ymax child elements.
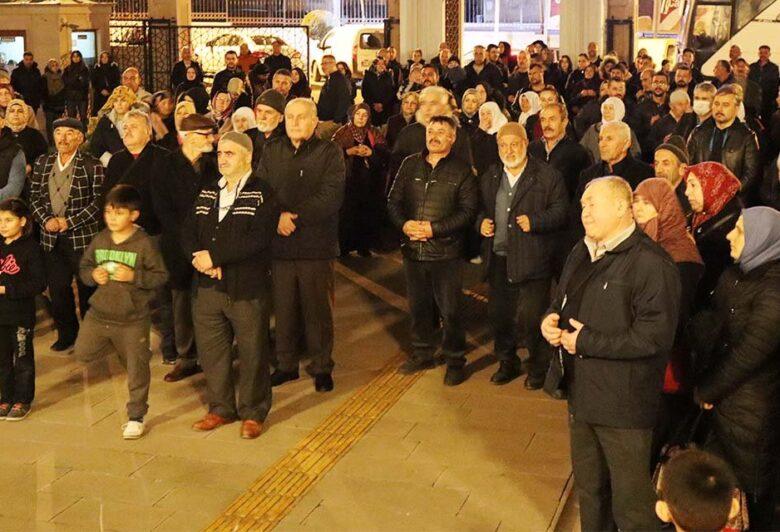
<box><xmin>630</xmin><ymin>71</ymin><xmax>670</xmax><ymax>161</ymax></box>
<box><xmin>654</xmin><ymin>136</ymin><xmax>693</xmax><ymax>227</ymax></box>
<box><xmin>464</xmin><ymin>45</ymin><xmax>504</xmax><ymax>93</ymax></box>
<box><xmin>153</xmin><ymin>114</ymin><xmax>219</xmax><ymax>383</ymax></box>
<box><xmin>687</xmin><ymin>84</ymin><xmax>761</xmax><ymax>204</ymax></box>
<box><xmin>541</xmin><ymin>176</ymin><xmax>681</xmax><ymax>532</ymax></box>
<box><xmin>10</xmin><ymin>52</ymin><xmax>42</xmax><ymax>112</ymax></box>
<box><xmin>210</xmin><ymin>51</ymin><xmax>245</xmax><ymax>98</ymax></box>
<box><xmin>316</xmin><ymin>55</ymin><xmax>353</xmax><ymax>125</ymax></box>
<box><xmin>184</xmin><ymin>132</ymin><xmax>278</xmax><ymax>440</ymax></box>
<box><xmin>749</xmin><ymin>45</ymin><xmax>779</xmax><ymax>123</ymax></box>
<box><xmin>258</xmin><ymin>98</ymin><xmax>345</xmax><ymax>393</ymax></box>
<box><xmin>361</xmin><ymin>58</ymin><xmax>397</xmax><ymax>126</ymax></box>
<box><xmin>387</xmin><ymin>115</ymin><xmax>478</xmax><ymax>386</ymax></box>
<box><xmin>264</xmin><ymin>40</ymin><xmax>293</xmax><ymax>77</ymax></box>
<box><xmin>250</xmin><ymin>89</ymin><xmax>286</xmax><ymax>171</ymax></box>
<box><xmin>479</xmin><ymin>122</ymin><xmax>568</xmax><ymax>388</ymax></box>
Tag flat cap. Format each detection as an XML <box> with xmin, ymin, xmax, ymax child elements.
<box><xmin>179</xmin><ymin>113</ymin><xmax>216</xmax><ymax>132</ymax></box>
<box><xmin>52</xmin><ymin>117</ymin><xmax>85</xmax><ymax>133</ymax></box>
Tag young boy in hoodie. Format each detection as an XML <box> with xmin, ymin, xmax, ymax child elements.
<box><xmin>75</xmin><ymin>184</ymin><xmax>168</xmax><ymax>439</ymax></box>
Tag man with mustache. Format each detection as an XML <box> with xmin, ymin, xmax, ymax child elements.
<box><xmin>387</xmin><ymin>115</ymin><xmax>478</xmax><ymax>386</ymax></box>
<box><xmin>687</xmin><ymin>84</ymin><xmax>760</xmax><ymax>205</ymax></box>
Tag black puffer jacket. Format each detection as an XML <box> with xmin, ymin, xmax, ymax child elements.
<box><xmin>694</xmin><ymin>260</ymin><xmax>780</xmax><ymax>494</ymax></box>
<box><xmin>692</xmin><ymin>196</ymin><xmax>742</xmax><ymax>306</ymax></box>
<box><xmin>687</xmin><ymin>120</ymin><xmax>761</xmax><ymax>205</ymax></box>
<box><xmin>387</xmin><ymin>150</ymin><xmax>478</xmax><ymax>261</ymax></box>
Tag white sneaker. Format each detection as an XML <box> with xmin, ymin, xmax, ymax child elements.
<box><xmin>122</xmin><ymin>420</ymin><xmax>145</xmax><ymax>440</ymax></box>
<box><xmin>469</xmin><ymin>256</ymin><xmax>483</xmax><ymax>265</ymax></box>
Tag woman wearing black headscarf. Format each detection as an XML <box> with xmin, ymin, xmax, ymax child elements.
<box><xmin>332</xmin><ymin>103</ymin><xmax>389</xmax><ymax>256</ymax></box>
<box><xmin>290</xmin><ymin>67</ymin><xmax>312</xmax><ymax>98</ymax></box>
<box><xmin>174</xmin><ymin>65</ymin><xmax>209</xmax><ymax>113</ymax></box>
<box><xmin>90</xmin><ymin>51</ymin><xmax>120</xmax><ymax>116</ymax></box>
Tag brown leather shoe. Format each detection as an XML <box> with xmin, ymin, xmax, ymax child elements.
<box><xmin>241</xmin><ymin>419</ymin><xmax>263</xmax><ymax>439</ymax></box>
<box><xmin>192</xmin><ymin>413</ymin><xmax>236</xmax><ymax>431</ymax></box>
<box><xmin>164</xmin><ymin>363</ymin><xmax>202</xmax><ymax>383</ymax></box>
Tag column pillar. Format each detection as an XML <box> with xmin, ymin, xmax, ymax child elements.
<box><xmin>559</xmin><ymin>0</ymin><xmax>605</xmax><ymax>57</ymax></box>
<box><xmin>399</xmin><ymin>0</ymin><xmax>445</xmax><ymax>61</ymax></box>
<box><xmin>444</xmin><ymin>0</ymin><xmax>463</xmax><ymax>58</ymax></box>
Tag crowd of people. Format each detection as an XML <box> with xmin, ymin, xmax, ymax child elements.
<box><xmin>0</xmin><ymin>35</ymin><xmax>778</xmax><ymax>531</ymax></box>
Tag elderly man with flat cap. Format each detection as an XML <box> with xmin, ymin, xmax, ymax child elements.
<box><xmin>247</xmin><ymin>89</ymin><xmax>286</xmax><ymax>171</ymax></box>
<box><xmin>29</xmin><ymin>117</ymin><xmax>104</xmax><ymax>351</ymax></box>
<box><xmin>183</xmin><ymin>131</ymin><xmax>278</xmax><ymax>439</ymax></box>
<box><xmin>153</xmin><ymin>114</ymin><xmax>220</xmax><ymax>382</ymax></box>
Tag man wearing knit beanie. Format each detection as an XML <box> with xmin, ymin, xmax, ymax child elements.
<box><xmin>249</xmin><ymin>89</ymin><xmax>286</xmax><ymax>170</ymax></box>
<box><xmin>654</xmin><ymin>135</ymin><xmax>693</xmax><ymax>226</ymax></box>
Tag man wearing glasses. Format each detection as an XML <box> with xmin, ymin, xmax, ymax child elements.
<box><xmin>153</xmin><ymin>114</ymin><xmax>220</xmax><ymax>382</ymax></box>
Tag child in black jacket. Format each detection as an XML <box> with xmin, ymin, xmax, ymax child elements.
<box><xmin>0</xmin><ymin>198</ymin><xmax>46</xmax><ymax>421</ymax></box>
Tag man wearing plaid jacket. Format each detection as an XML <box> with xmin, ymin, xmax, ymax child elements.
<box><xmin>30</xmin><ymin>118</ymin><xmax>104</xmax><ymax>351</ymax></box>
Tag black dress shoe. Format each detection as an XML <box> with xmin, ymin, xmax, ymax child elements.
<box><xmin>50</xmin><ymin>338</ymin><xmax>75</xmax><ymax>352</ymax></box>
<box><xmin>444</xmin><ymin>365</ymin><xmax>467</xmax><ymax>386</ymax></box>
<box><xmin>164</xmin><ymin>363</ymin><xmax>203</xmax><ymax>383</ymax></box>
<box><xmin>524</xmin><ymin>374</ymin><xmax>545</xmax><ymax>390</ymax></box>
<box><xmin>270</xmin><ymin>369</ymin><xmax>300</xmax><ymax>387</ymax></box>
<box><xmin>314</xmin><ymin>374</ymin><xmax>334</xmax><ymax>392</ymax></box>
<box><xmin>490</xmin><ymin>361</ymin><xmax>522</xmax><ymax>385</ymax></box>
<box><xmin>399</xmin><ymin>357</ymin><xmax>436</xmax><ymax>375</ymax></box>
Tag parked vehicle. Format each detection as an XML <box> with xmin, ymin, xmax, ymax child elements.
<box><xmin>310</xmin><ymin>24</ymin><xmax>384</xmax><ymax>81</ymax></box>
<box><xmin>194</xmin><ymin>30</ymin><xmax>304</xmax><ymax>77</ymax></box>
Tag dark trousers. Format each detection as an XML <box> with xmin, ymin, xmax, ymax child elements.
<box><xmin>65</xmin><ymin>100</ymin><xmax>88</xmax><ymax>127</ymax></box>
<box><xmin>75</xmin><ymin>314</ymin><xmax>152</xmax><ymax>420</ymax></box>
<box><xmin>488</xmin><ymin>254</ymin><xmax>551</xmax><ymax>376</ymax></box>
<box><xmin>403</xmin><ymin>258</ymin><xmax>466</xmax><ymax>366</ymax></box>
<box><xmin>193</xmin><ymin>287</ymin><xmax>272</xmax><ymax>421</ymax></box>
<box><xmin>44</xmin><ymin>236</ymin><xmax>94</xmax><ymax>343</ymax></box>
<box><xmin>155</xmin><ymin>284</ymin><xmax>196</xmax><ymax>364</ymax></box>
<box><xmin>272</xmin><ymin>259</ymin><xmax>335</xmax><ymax>376</ymax></box>
<box><xmin>0</xmin><ymin>325</ymin><xmax>35</xmax><ymax>405</ymax></box>
<box><xmin>570</xmin><ymin>418</ymin><xmax>661</xmax><ymax>532</ymax></box>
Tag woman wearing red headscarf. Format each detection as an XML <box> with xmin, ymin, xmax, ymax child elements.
<box><xmin>634</xmin><ymin>178</ymin><xmax>705</xmax><ymax>461</ymax></box>
<box><xmin>684</xmin><ymin>162</ymin><xmax>742</xmax><ymax>307</ymax></box>
<box><xmin>332</xmin><ymin>103</ymin><xmax>388</xmax><ymax>257</ymax></box>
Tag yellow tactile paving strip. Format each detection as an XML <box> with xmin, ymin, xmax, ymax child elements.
<box><xmin>206</xmin><ymin>353</ymin><xmax>424</xmax><ymax>531</ymax></box>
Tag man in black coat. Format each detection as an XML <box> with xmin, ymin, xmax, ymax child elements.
<box><xmin>210</xmin><ymin>51</ymin><xmax>245</xmax><ymax>98</ymax></box>
<box><xmin>10</xmin><ymin>52</ymin><xmax>42</xmax><ymax>112</ymax></box>
<box><xmin>749</xmin><ymin>44</ymin><xmax>779</xmax><ymax>123</ymax></box>
<box><xmin>170</xmin><ymin>46</ymin><xmax>203</xmax><ymax>89</ymax></box>
<box><xmin>464</xmin><ymin>45</ymin><xmax>504</xmax><ymax>93</ymax></box>
<box><xmin>687</xmin><ymin>84</ymin><xmax>761</xmax><ymax>204</ymax></box>
<box><xmin>264</xmin><ymin>40</ymin><xmax>293</xmax><ymax>77</ymax></box>
<box><xmin>654</xmin><ymin>136</ymin><xmax>693</xmax><ymax>226</ymax></box>
<box><xmin>152</xmin><ymin>114</ymin><xmax>220</xmax><ymax>383</ymax></box>
<box><xmin>630</xmin><ymin>71</ymin><xmax>670</xmax><ymax>161</ymax></box>
<box><xmin>647</xmin><ymin>89</ymin><xmax>698</xmax><ymax>156</ymax></box>
<box><xmin>361</xmin><ymin>58</ymin><xmax>397</xmax><ymax>126</ymax></box>
<box><xmin>258</xmin><ymin>98</ymin><xmax>345</xmax><ymax>393</ymax></box>
<box><xmin>388</xmin><ymin>115</ymin><xmax>478</xmax><ymax>386</ymax></box>
<box><xmin>316</xmin><ymin>55</ymin><xmax>353</xmax><ymax>125</ymax></box>
<box><xmin>249</xmin><ymin>89</ymin><xmax>286</xmax><ymax>171</ymax></box>
<box><xmin>541</xmin><ymin>176</ymin><xmax>681</xmax><ymax>532</ymax></box>
<box><xmin>479</xmin><ymin>122</ymin><xmax>568</xmax><ymax>388</ymax></box>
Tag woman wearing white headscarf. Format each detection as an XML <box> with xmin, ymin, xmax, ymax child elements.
<box><xmin>471</xmin><ymin>101</ymin><xmax>503</xmax><ymax>177</ymax></box>
<box><xmin>516</xmin><ymin>91</ymin><xmax>541</xmax><ymax>139</ymax></box>
<box><xmin>230</xmin><ymin>107</ymin><xmax>256</xmax><ymax>133</ymax></box>
<box><xmin>579</xmin><ymin>96</ymin><xmax>641</xmax><ymax>163</ymax></box>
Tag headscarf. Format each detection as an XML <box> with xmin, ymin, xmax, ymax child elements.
<box><xmin>634</xmin><ymin>178</ymin><xmax>703</xmax><ymax>264</ymax></box>
<box><xmin>231</xmin><ymin>106</ymin><xmax>256</xmax><ymax>132</ymax></box>
<box><xmin>210</xmin><ymin>91</ymin><xmax>235</xmax><ymax>123</ymax></box>
<box><xmin>601</xmin><ymin>96</ymin><xmax>626</xmax><ymax>124</ymax></box>
<box><xmin>99</xmin><ymin>85</ymin><xmax>136</xmax><ymax>118</ymax></box>
<box><xmin>227</xmin><ymin>77</ymin><xmax>245</xmax><ymax>96</ymax></box>
<box><xmin>5</xmin><ymin>99</ymin><xmax>28</xmax><ymax>133</ymax></box>
<box><xmin>478</xmin><ymin>101</ymin><xmax>508</xmax><ymax>135</ymax></box>
<box><xmin>517</xmin><ymin>91</ymin><xmax>540</xmax><ymax>126</ymax></box>
<box><xmin>44</xmin><ymin>59</ymin><xmax>64</xmax><ymax>96</ymax></box>
<box><xmin>174</xmin><ymin>100</ymin><xmax>196</xmax><ymax>131</ymax></box>
<box><xmin>461</xmin><ymin>89</ymin><xmax>479</xmax><ymax>118</ymax></box>
<box><xmin>685</xmin><ymin>162</ymin><xmax>741</xmax><ymax>229</ymax></box>
<box><xmin>738</xmin><ymin>207</ymin><xmax>780</xmax><ymax>273</ymax></box>
<box><xmin>332</xmin><ymin>102</ymin><xmax>386</xmax><ymax>151</ymax></box>
<box><xmin>737</xmin><ymin>102</ymin><xmax>745</xmax><ymax>122</ymax></box>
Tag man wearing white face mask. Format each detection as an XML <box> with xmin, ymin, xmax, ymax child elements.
<box><xmin>690</xmin><ymin>81</ymin><xmax>716</xmax><ymax>126</ymax></box>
